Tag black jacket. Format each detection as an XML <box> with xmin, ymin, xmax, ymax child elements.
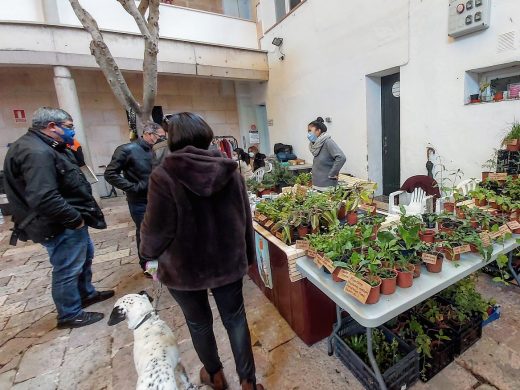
<box><xmin>140</xmin><ymin>146</ymin><xmax>255</xmax><ymax>291</ymax></box>
<box><xmin>3</xmin><ymin>130</ymin><xmax>106</xmax><ymax>243</ymax></box>
<box><xmin>104</xmin><ymin>139</ymin><xmax>153</xmax><ymax>202</ymax></box>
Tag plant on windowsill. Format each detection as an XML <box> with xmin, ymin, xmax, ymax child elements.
<box><xmin>501</xmin><ymin>121</ymin><xmax>520</xmax><ymax>152</ymax></box>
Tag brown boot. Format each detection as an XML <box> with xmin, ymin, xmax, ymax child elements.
<box><xmin>200</xmin><ymin>367</ymin><xmax>228</xmax><ymax>390</ymax></box>
<box><xmin>241</xmin><ymin>380</ymin><xmax>265</xmax><ymax>390</ymax></box>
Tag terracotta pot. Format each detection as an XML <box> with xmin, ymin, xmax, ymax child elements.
<box><xmin>337</xmin><ymin>203</ymin><xmax>347</xmax><ymax>220</ymax></box>
<box><xmin>371</xmin><ymin>225</ymin><xmax>380</xmax><ymax>240</ymax></box>
<box><xmin>506</xmin><ymin>139</ymin><xmax>520</xmax><ymax>152</ymax></box>
<box><xmin>469</xmin><ymin>244</ymin><xmax>479</xmax><ymax>253</ymax></box>
<box><xmin>297</xmin><ymin>225</ymin><xmax>310</xmax><ymax>239</ymax></box>
<box><xmin>437</xmin><ymin>246</ymin><xmax>460</xmax><ymax>261</ymax></box>
<box><xmin>494</xmin><ymin>91</ymin><xmax>504</xmax><ymax>101</ymax></box>
<box><xmin>489</xmin><ymin>201</ymin><xmax>499</xmax><ymax>209</ymax></box>
<box><xmin>364</xmin><ymin>277</ymin><xmax>382</xmax><ymax>305</ymax></box>
<box><xmin>444</xmin><ymin>202</ymin><xmax>455</xmax><ymax>213</ymax></box>
<box><xmin>419</xmin><ymin>230</ymin><xmax>436</xmax><ymax>243</ymax></box>
<box><xmin>425</xmin><ymin>254</ymin><xmax>444</xmax><ymax>273</ymax></box>
<box><xmin>413</xmin><ymin>263</ymin><xmax>422</xmax><ymax>278</ymax></box>
<box><xmin>346</xmin><ymin>212</ymin><xmax>358</xmax><ymax>226</ymax></box>
<box><xmin>396</xmin><ymin>265</ymin><xmax>414</xmax><ymax>288</ymax></box>
<box><xmin>380</xmin><ymin>269</ymin><xmax>397</xmax><ymax>295</ymax></box>
<box><xmin>474</xmin><ymin>198</ymin><xmax>487</xmax><ymax>207</ymax></box>
<box><xmin>470</xmin><ymin>219</ymin><xmax>479</xmax><ymax>229</ymax></box>
<box><xmin>456</xmin><ymin>208</ymin><xmax>466</xmax><ymax>219</ymax></box>
<box><xmin>332</xmin><ymin>268</ymin><xmax>343</xmax><ymax>283</ymax></box>
<box><xmin>365</xmin><ymin>203</ymin><xmax>377</xmax><ymax>215</ymax></box>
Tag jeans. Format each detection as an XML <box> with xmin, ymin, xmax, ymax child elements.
<box><xmin>42</xmin><ymin>226</ymin><xmax>96</xmax><ymax>321</ymax></box>
<box><xmin>128</xmin><ymin>201</ymin><xmax>147</xmax><ymax>270</ymax></box>
<box><xmin>169</xmin><ymin>279</ymin><xmax>257</xmax><ymax>384</ymax></box>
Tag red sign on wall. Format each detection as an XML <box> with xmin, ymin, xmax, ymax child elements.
<box><xmin>13</xmin><ymin>109</ymin><xmax>26</xmax><ymax>123</ymax></box>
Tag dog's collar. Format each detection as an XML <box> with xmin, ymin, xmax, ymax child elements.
<box><xmin>133</xmin><ymin>311</ymin><xmax>155</xmax><ymax>330</ymax></box>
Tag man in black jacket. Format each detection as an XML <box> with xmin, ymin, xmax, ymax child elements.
<box><xmin>3</xmin><ymin>107</ymin><xmax>113</xmax><ymax>328</ymax></box>
<box><xmin>104</xmin><ymin>122</ymin><xmax>165</xmax><ymax>275</ymax></box>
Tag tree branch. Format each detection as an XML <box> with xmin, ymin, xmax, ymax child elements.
<box><xmin>116</xmin><ymin>0</ymin><xmax>152</xmax><ymax>41</ymax></box>
<box><xmin>138</xmin><ymin>0</ymin><xmax>150</xmax><ymax>16</ymax></box>
<box><xmin>142</xmin><ymin>0</ymin><xmax>160</xmax><ymax>117</ymax></box>
<box><xmin>68</xmin><ymin>0</ymin><xmax>141</xmax><ymax>115</ymax></box>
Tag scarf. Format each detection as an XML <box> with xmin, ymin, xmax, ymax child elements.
<box><xmin>309</xmin><ymin>133</ymin><xmax>331</xmax><ymax>157</ymax></box>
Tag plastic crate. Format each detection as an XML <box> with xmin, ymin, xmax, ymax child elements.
<box><xmin>420</xmin><ymin>336</ymin><xmax>456</xmax><ymax>382</ymax></box>
<box><xmin>333</xmin><ymin>318</ymin><xmax>419</xmax><ymax>390</ymax></box>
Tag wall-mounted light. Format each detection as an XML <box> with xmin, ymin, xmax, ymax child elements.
<box><xmin>271</xmin><ymin>37</ymin><xmax>285</xmax><ymax>61</ymax></box>
<box><xmin>272</xmin><ymin>37</ymin><xmax>283</xmax><ymax>47</ymax></box>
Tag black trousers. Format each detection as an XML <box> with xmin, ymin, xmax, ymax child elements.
<box><xmin>169</xmin><ymin>278</ymin><xmax>257</xmax><ymax>384</ymax></box>
<box><xmin>127</xmin><ymin>201</ymin><xmax>147</xmax><ymax>270</ymax></box>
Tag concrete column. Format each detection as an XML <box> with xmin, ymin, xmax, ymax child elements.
<box><xmin>53</xmin><ymin>66</ymin><xmax>99</xmax><ymax>199</ymax></box>
<box><xmin>42</xmin><ymin>0</ymin><xmax>60</xmax><ymax>24</ymax></box>
<box><xmin>234</xmin><ymin>81</ymin><xmax>257</xmax><ymax>150</ymax></box>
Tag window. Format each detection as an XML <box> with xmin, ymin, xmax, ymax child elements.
<box><xmin>290</xmin><ymin>0</ymin><xmax>301</xmax><ymax>10</ymax></box>
<box><xmin>275</xmin><ymin>0</ymin><xmax>303</xmax><ymax>22</ymax></box>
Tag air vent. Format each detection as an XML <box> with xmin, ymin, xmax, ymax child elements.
<box><xmin>497</xmin><ymin>31</ymin><xmax>516</xmax><ymax>53</ymax></box>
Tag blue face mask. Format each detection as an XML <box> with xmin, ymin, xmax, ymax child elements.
<box><xmin>307</xmin><ymin>133</ymin><xmax>318</xmax><ymax>143</ymax></box>
<box><xmin>59</xmin><ymin>126</ymin><xmax>76</xmax><ymax>146</ymax></box>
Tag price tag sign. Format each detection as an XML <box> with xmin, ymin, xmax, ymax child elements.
<box><xmin>275</xmin><ymin>231</ymin><xmax>283</xmax><ymax>240</ymax></box>
<box><xmin>307</xmin><ymin>247</ymin><xmax>317</xmax><ymax>258</ymax></box>
<box><xmin>314</xmin><ymin>253</ymin><xmax>324</xmax><ymax>268</ymax></box>
<box><xmin>264</xmin><ymin>220</ymin><xmax>274</xmax><ymax>229</ymax></box>
<box><xmin>457</xmin><ymin>199</ymin><xmax>475</xmax><ymax>207</ymax></box>
<box><xmin>295</xmin><ymin>240</ymin><xmax>309</xmax><ymax>250</ymax></box>
<box><xmin>359</xmin><ymin>204</ymin><xmax>376</xmax><ymax>213</ymax></box>
<box><xmin>422</xmin><ymin>252</ymin><xmax>439</xmax><ymax>265</ymax></box>
<box><xmin>320</xmin><ymin>256</ymin><xmax>335</xmax><ymax>273</ymax></box>
<box><xmin>338</xmin><ymin>269</ymin><xmax>354</xmax><ymax>281</ymax></box>
<box><xmin>453</xmin><ymin>245</ymin><xmax>471</xmax><ymax>255</ymax></box>
<box><xmin>488</xmin><ymin>172</ymin><xmax>508</xmax><ymax>181</ymax></box>
<box><xmin>507</xmin><ymin>220</ymin><xmax>520</xmax><ymax>230</ymax></box>
<box><xmin>489</xmin><ymin>225</ymin><xmax>511</xmax><ymax>239</ymax></box>
<box><xmin>480</xmin><ymin>231</ymin><xmax>491</xmax><ymax>247</ymax></box>
<box><xmin>344</xmin><ymin>277</ymin><xmax>372</xmax><ymax>304</ymax></box>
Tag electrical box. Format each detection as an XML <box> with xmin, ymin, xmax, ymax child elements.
<box><xmin>448</xmin><ymin>0</ymin><xmax>491</xmax><ymax>38</ymax></box>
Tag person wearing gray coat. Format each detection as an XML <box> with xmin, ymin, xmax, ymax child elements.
<box><xmin>307</xmin><ymin>117</ymin><xmax>346</xmax><ymax>189</ymax></box>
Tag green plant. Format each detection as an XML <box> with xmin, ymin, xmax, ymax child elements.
<box><xmin>439</xmin><ymin>275</ymin><xmax>492</xmax><ymax>320</ymax></box>
<box><xmin>482</xmin><ymin>149</ymin><xmax>499</xmax><ymax>172</ymax></box>
<box><xmin>295</xmin><ymin>172</ymin><xmax>312</xmax><ymax>186</ymax></box>
<box><xmin>501</xmin><ymin>121</ymin><xmax>520</xmax><ymax>145</ymax></box>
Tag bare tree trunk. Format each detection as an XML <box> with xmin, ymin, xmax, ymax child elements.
<box><xmin>68</xmin><ymin>0</ymin><xmax>160</xmax><ymax>134</ymax></box>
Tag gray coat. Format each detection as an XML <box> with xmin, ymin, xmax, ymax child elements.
<box><xmin>311</xmin><ymin>138</ymin><xmax>346</xmax><ymax>188</ymax></box>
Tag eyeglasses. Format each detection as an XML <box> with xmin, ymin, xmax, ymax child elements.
<box><xmin>57</xmin><ymin>122</ymin><xmax>75</xmax><ymax>130</ymax></box>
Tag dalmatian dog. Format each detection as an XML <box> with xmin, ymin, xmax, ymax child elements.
<box><xmin>108</xmin><ymin>291</ymin><xmax>196</xmax><ymax>390</ymax></box>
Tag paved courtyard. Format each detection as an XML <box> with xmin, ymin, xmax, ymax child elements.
<box><xmin>0</xmin><ymin>197</ymin><xmax>519</xmax><ymax>390</ymax></box>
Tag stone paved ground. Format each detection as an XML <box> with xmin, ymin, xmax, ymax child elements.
<box><xmin>0</xmin><ymin>197</ymin><xmax>519</xmax><ymax>390</ymax></box>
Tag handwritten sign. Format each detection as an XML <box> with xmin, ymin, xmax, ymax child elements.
<box><xmin>275</xmin><ymin>231</ymin><xmax>284</xmax><ymax>241</ymax></box>
<box><xmin>480</xmin><ymin>231</ymin><xmax>491</xmax><ymax>247</ymax></box>
<box><xmin>453</xmin><ymin>245</ymin><xmax>471</xmax><ymax>255</ymax></box>
<box><xmin>359</xmin><ymin>203</ymin><xmax>376</xmax><ymax>213</ymax></box>
<box><xmin>489</xmin><ymin>224</ymin><xmax>511</xmax><ymax>239</ymax></box>
<box><xmin>457</xmin><ymin>199</ymin><xmax>475</xmax><ymax>207</ymax></box>
<box><xmin>487</xmin><ymin>172</ymin><xmax>508</xmax><ymax>181</ymax></box>
<box><xmin>321</xmin><ymin>256</ymin><xmax>335</xmax><ymax>273</ymax></box>
<box><xmin>344</xmin><ymin>277</ymin><xmax>373</xmax><ymax>304</ymax></box>
<box><xmin>255</xmin><ymin>212</ymin><xmax>267</xmax><ymax>222</ymax></box>
<box><xmin>338</xmin><ymin>269</ymin><xmax>355</xmax><ymax>281</ymax></box>
<box><xmin>296</xmin><ymin>240</ymin><xmax>309</xmax><ymax>250</ymax></box>
<box><xmin>307</xmin><ymin>247</ymin><xmax>317</xmax><ymax>258</ymax></box>
<box><xmin>507</xmin><ymin>220</ymin><xmax>520</xmax><ymax>230</ymax></box>
<box><xmin>264</xmin><ymin>220</ymin><xmax>274</xmax><ymax>229</ymax></box>
<box><xmin>422</xmin><ymin>252</ymin><xmax>439</xmax><ymax>265</ymax></box>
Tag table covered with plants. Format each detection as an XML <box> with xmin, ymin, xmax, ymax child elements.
<box><xmin>251</xmin><ymin>174</ymin><xmax>519</xmax><ymax>389</ymax></box>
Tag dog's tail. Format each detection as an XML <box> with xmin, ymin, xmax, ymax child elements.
<box><xmin>175</xmin><ymin>363</ymin><xmax>201</xmax><ymax>390</ymax></box>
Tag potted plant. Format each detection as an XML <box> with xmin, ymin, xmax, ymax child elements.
<box><xmin>419</xmin><ymin>228</ymin><xmax>435</xmax><ymax>243</ymax></box>
<box><xmin>362</xmin><ymin>272</ymin><xmax>382</xmax><ymax>305</ymax></box>
<box><xmin>494</xmin><ymin>90</ymin><xmax>504</xmax><ymax>102</ymax></box>
<box><xmin>395</xmin><ymin>255</ymin><xmax>414</xmax><ymax>288</ymax></box>
<box><xmin>469</xmin><ymin>187</ymin><xmax>488</xmax><ymax>207</ymax></box>
<box><xmin>479</xmin><ymin>82</ymin><xmax>492</xmax><ymax>102</ymax></box>
<box><xmin>295</xmin><ymin>172</ymin><xmax>312</xmax><ymax>187</ymax></box>
<box><xmin>470</xmin><ymin>93</ymin><xmax>480</xmax><ymax>103</ymax></box>
<box><xmin>481</xmin><ymin>149</ymin><xmax>498</xmax><ymax>181</ymax></box>
<box><xmin>435</xmin><ymin>239</ymin><xmax>460</xmax><ymax>261</ymax></box>
<box><xmin>424</xmin><ymin>251</ymin><xmax>444</xmax><ymax>273</ymax></box>
<box><xmin>422</xmin><ymin>213</ymin><xmax>437</xmax><ymax>229</ymax></box>
<box><xmin>501</xmin><ymin>121</ymin><xmax>520</xmax><ymax>152</ymax></box>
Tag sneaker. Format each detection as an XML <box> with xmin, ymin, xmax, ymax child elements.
<box><xmin>57</xmin><ymin>311</ymin><xmax>104</xmax><ymax>329</ymax></box>
<box><xmin>143</xmin><ymin>271</ymin><xmax>153</xmax><ymax>279</ymax></box>
<box><xmin>81</xmin><ymin>290</ymin><xmax>115</xmax><ymax>308</ymax></box>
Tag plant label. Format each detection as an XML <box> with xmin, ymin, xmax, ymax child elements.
<box><xmin>499</xmin><ymin>224</ymin><xmax>512</xmax><ymax>235</ymax></box>
<box><xmin>321</xmin><ymin>256</ymin><xmax>335</xmax><ymax>273</ymax></box>
<box><xmin>255</xmin><ymin>212</ymin><xmax>267</xmax><ymax>222</ymax></box>
<box><xmin>457</xmin><ymin>199</ymin><xmax>475</xmax><ymax>207</ymax></box>
<box><xmin>453</xmin><ymin>245</ymin><xmax>471</xmax><ymax>255</ymax></box>
<box><xmin>307</xmin><ymin>247</ymin><xmax>317</xmax><ymax>258</ymax></box>
<box><xmin>275</xmin><ymin>231</ymin><xmax>284</xmax><ymax>240</ymax></box>
<box><xmin>314</xmin><ymin>253</ymin><xmax>324</xmax><ymax>268</ymax></box>
<box><xmin>344</xmin><ymin>277</ymin><xmax>372</xmax><ymax>304</ymax></box>
<box><xmin>480</xmin><ymin>232</ymin><xmax>491</xmax><ymax>247</ymax></box>
<box><xmin>507</xmin><ymin>220</ymin><xmax>520</xmax><ymax>230</ymax></box>
<box><xmin>338</xmin><ymin>269</ymin><xmax>354</xmax><ymax>281</ymax></box>
<box><xmin>359</xmin><ymin>203</ymin><xmax>376</xmax><ymax>213</ymax></box>
<box><xmin>487</xmin><ymin>173</ymin><xmax>508</xmax><ymax>181</ymax></box>
<box><xmin>264</xmin><ymin>220</ymin><xmax>274</xmax><ymax>229</ymax></box>
<box><xmin>507</xmin><ymin>139</ymin><xmax>518</xmax><ymax>146</ymax></box>
<box><xmin>295</xmin><ymin>240</ymin><xmax>310</xmax><ymax>250</ymax></box>
<box><xmin>422</xmin><ymin>252</ymin><xmax>439</xmax><ymax>264</ymax></box>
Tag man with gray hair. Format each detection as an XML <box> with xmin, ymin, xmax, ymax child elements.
<box><xmin>3</xmin><ymin>107</ymin><xmax>113</xmax><ymax>328</ymax></box>
<box><xmin>105</xmin><ymin>121</ymin><xmax>166</xmax><ymax>276</ymax></box>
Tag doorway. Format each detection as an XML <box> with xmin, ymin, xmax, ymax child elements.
<box><xmin>255</xmin><ymin>105</ymin><xmax>270</xmax><ymax>155</ymax></box>
<box><xmin>381</xmin><ymin>73</ymin><xmax>400</xmax><ymax>195</ymax></box>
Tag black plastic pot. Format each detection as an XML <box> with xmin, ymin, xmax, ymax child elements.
<box><xmin>422</xmin><ymin>214</ymin><xmax>436</xmax><ymax>229</ymax></box>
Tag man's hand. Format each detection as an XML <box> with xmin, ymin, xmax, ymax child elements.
<box><xmin>75</xmin><ymin>219</ymin><xmax>85</xmax><ymax>229</ymax></box>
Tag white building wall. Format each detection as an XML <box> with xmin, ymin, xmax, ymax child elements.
<box><xmin>258</xmin><ymin>0</ymin><xmax>520</xmax><ymax>184</ymax></box>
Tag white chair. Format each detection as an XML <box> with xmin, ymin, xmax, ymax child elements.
<box><xmin>388</xmin><ymin>187</ymin><xmax>435</xmax><ymax>216</ymax></box>
<box><xmin>265</xmin><ymin>162</ymin><xmax>273</xmax><ymax>173</ymax></box>
<box><xmin>253</xmin><ymin>168</ymin><xmax>266</xmax><ymax>183</ymax></box>
<box><xmin>455</xmin><ymin>178</ymin><xmax>481</xmax><ymax>196</ymax></box>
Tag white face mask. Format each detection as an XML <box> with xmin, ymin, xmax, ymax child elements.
<box><xmin>249</xmin><ymin>152</ymin><xmax>255</xmax><ymax>158</ymax></box>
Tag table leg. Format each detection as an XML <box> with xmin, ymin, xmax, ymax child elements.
<box><xmin>328</xmin><ymin>304</ymin><xmax>343</xmax><ymax>356</ymax></box>
<box><xmin>366</xmin><ymin>327</ymin><xmax>387</xmax><ymax>390</ymax></box>
<box><xmin>508</xmin><ymin>250</ymin><xmax>520</xmax><ymax>286</ymax></box>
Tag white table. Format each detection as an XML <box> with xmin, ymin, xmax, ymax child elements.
<box><xmin>296</xmin><ymin>237</ymin><xmax>519</xmax><ymax>389</ymax></box>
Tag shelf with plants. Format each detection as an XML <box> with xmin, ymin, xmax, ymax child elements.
<box><xmin>385</xmin><ymin>275</ymin><xmax>496</xmax><ymax>382</ymax></box>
